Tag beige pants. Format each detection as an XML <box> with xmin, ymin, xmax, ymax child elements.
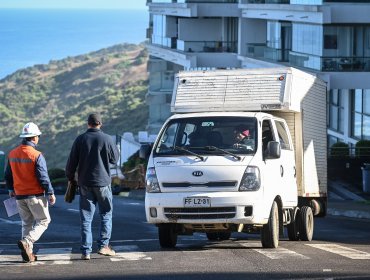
<box><xmin>16</xmin><ymin>196</ymin><xmax>51</xmax><ymax>250</ymax></box>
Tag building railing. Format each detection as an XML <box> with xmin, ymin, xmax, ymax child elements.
<box><xmin>245</xmin><ymin>43</ymin><xmax>290</xmax><ymax>62</ymax></box>
<box><xmin>245</xmin><ymin>44</ymin><xmax>370</xmax><ymax>72</ymax></box>
<box><xmin>240</xmin><ymin>0</ymin><xmax>289</xmax><ymax>3</ymax></box>
<box><xmin>179</xmin><ymin>40</ymin><xmax>237</xmax><ymax>53</ymax></box>
<box><xmin>321</xmin><ymin>57</ymin><xmax>370</xmax><ymax>72</ymax></box>
<box><xmin>150</xmin><ymin>0</ymin><xmax>237</xmax><ymax>3</ymax></box>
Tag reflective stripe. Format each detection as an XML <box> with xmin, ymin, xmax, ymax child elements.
<box><xmin>8</xmin><ymin>158</ymin><xmax>32</xmax><ymax>163</ymax></box>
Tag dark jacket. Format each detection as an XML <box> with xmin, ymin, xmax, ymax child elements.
<box><xmin>65</xmin><ymin>128</ymin><xmax>119</xmax><ymax>187</ymax></box>
<box><xmin>5</xmin><ymin>139</ymin><xmax>54</xmax><ymax>199</ymax></box>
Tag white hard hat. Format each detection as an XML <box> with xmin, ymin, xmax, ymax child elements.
<box><xmin>19</xmin><ymin>122</ymin><xmax>42</xmax><ymax>138</ymax></box>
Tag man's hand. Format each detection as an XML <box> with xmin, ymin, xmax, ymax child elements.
<box><xmin>49</xmin><ymin>194</ymin><xmax>56</xmax><ymax>206</ymax></box>
<box><xmin>8</xmin><ymin>190</ymin><xmax>15</xmax><ymax>198</ymax></box>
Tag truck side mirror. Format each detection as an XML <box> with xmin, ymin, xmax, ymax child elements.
<box><xmin>139</xmin><ymin>144</ymin><xmax>152</xmax><ymax>160</ymax></box>
<box><xmin>265</xmin><ymin>141</ymin><xmax>281</xmax><ymax>159</ymax></box>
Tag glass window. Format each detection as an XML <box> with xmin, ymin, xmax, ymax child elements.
<box><xmin>328</xmin><ymin>89</ymin><xmax>344</xmax><ymax>133</ymax></box>
<box><xmin>351</xmin><ymin>89</ymin><xmax>370</xmax><ymax>140</ymax></box>
<box><xmin>275</xmin><ymin>120</ymin><xmax>291</xmax><ymax>150</ymax></box>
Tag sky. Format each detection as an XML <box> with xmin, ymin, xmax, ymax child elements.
<box><xmin>0</xmin><ymin>0</ymin><xmax>147</xmax><ymax>10</ymax></box>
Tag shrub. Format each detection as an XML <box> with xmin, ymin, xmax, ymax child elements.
<box><xmin>355</xmin><ymin>140</ymin><xmax>370</xmax><ymax>157</ymax></box>
<box><xmin>330</xmin><ymin>142</ymin><xmax>349</xmax><ymax>157</ymax></box>
<box><xmin>123</xmin><ymin>150</ymin><xmax>147</xmax><ymax>171</ymax></box>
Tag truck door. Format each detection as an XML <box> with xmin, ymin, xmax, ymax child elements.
<box><xmin>273</xmin><ymin>119</ymin><xmax>297</xmax><ymax>206</ymax></box>
<box><xmin>261</xmin><ymin>119</ymin><xmax>282</xmax><ymax>203</ymax></box>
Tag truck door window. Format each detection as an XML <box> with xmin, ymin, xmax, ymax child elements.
<box><xmin>156</xmin><ymin>123</ymin><xmax>178</xmax><ymax>153</ymax></box>
<box><xmin>275</xmin><ymin>120</ymin><xmax>291</xmax><ymax>150</ymax></box>
<box><xmin>262</xmin><ymin>120</ymin><xmax>274</xmax><ymax>152</ymax></box>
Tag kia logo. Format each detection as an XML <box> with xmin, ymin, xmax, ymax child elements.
<box><xmin>192</xmin><ymin>171</ymin><xmax>203</xmax><ymax>177</ymax></box>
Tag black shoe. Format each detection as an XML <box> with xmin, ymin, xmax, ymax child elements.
<box><xmin>17</xmin><ymin>240</ymin><xmax>35</xmax><ymax>263</ymax></box>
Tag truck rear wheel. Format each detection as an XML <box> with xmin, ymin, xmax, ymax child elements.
<box><xmin>299</xmin><ymin>206</ymin><xmax>314</xmax><ymax>241</ymax></box>
<box><xmin>158</xmin><ymin>224</ymin><xmax>178</xmax><ymax>248</ymax></box>
<box><xmin>206</xmin><ymin>232</ymin><xmax>231</xmax><ymax>241</ymax></box>
<box><xmin>287</xmin><ymin>208</ymin><xmax>300</xmax><ymax>241</ymax></box>
<box><xmin>261</xmin><ymin>201</ymin><xmax>279</xmax><ymax>248</ymax></box>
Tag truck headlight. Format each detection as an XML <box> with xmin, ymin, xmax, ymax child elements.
<box><xmin>239</xmin><ymin>166</ymin><xmax>260</xmax><ymax>191</ymax></box>
<box><xmin>146</xmin><ymin>167</ymin><xmax>161</xmax><ymax>193</ymax></box>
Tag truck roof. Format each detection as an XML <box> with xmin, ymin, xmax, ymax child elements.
<box><xmin>171</xmin><ymin>67</ymin><xmax>326</xmax><ymax>114</ymax></box>
<box><xmin>168</xmin><ymin>111</ymin><xmax>272</xmax><ymax>120</ymax></box>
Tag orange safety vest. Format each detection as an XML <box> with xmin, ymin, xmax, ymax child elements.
<box><xmin>8</xmin><ymin>145</ymin><xmax>44</xmax><ymax>195</ymax></box>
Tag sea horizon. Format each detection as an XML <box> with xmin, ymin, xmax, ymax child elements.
<box><xmin>0</xmin><ymin>8</ymin><xmax>148</xmax><ymax>79</ymax></box>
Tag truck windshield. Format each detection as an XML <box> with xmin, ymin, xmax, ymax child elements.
<box><xmin>154</xmin><ymin>116</ymin><xmax>257</xmax><ymax>156</ymax></box>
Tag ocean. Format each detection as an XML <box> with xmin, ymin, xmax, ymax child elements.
<box><xmin>0</xmin><ymin>9</ymin><xmax>148</xmax><ymax>79</ymax></box>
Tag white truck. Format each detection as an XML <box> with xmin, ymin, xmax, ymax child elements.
<box><xmin>140</xmin><ymin>67</ymin><xmax>327</xmax><ymax>248</ymax></box>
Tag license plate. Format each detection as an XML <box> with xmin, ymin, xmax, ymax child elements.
<box><xmin>184</xmin><ymin>197</ymin><xmax>211</xmax><ymax>207</ymax></box>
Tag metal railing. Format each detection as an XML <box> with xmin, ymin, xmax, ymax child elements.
<box><xmin>241</xmin><ymin>0</ymin><xmax>289</xmax><ymax>3</ymax></box>
<box><xmin>245</xmin><ymin>44</ymin><xmax>370</xmax><ymax>72</ymax></box>
<box><xmin>180</xmin><ymin>40</ymin><xmax>238</xmax><ymax>53</ymax></box>
<box><xmin>245</xmin><ymin>43</ymin><xmax>290</xmax><ymax>62</ymax></box>
<box><xmin>321</xmin><ymin>57</ymin><xmax>370</xmax><ymax>72</ymax></box>
<box><xmin>328</xmin><ymin>147</ymin><xmax>370</xmax><ymax>157</ymax></box>
<box><xmin>150</xmin><ymin>0</ymin><xmax>238</xmax><ymax>3</ymax></box>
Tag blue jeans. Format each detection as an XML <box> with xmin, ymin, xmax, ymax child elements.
<box><xmin>79</xmin><ymin>185</ymin><xmax>113</xmax><ymax>255</ymax></box>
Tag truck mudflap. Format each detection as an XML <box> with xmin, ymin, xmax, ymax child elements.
<box><xmin>298</xmin><ymin>196</ymin><xmax>327</xmax><ymax>217</ymax></box>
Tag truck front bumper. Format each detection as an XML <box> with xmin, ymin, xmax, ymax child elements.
<box><xmin>145</xmin><ymin>191</ymin><xmax>270</xmax><ymax>226</ymax></box>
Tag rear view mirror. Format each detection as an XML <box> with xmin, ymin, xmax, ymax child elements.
<box><xmin>265</xmin><ymin>141</ymin><xmax>281</xmax><ymax>159</ymax></box>
<box><xmin>139</xmin><ymin>144</ymin><xmax>152</xmax><ymax>160</ymax></box>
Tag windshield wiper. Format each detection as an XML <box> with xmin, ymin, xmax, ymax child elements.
<box><xmin>205</xmin><ymin>146</ymin><xmax>242</xmax><ymax>161</ymax></box>
<box><xmin>174</xmin><ymin>146</ymin><xmax>205</xmax><ymax>161</ymax></box>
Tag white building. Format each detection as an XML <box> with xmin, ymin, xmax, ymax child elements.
<box><xmin>145</xmin><ymin>0</ymin><xmax>370</xmax><ymax>151</ymax></box>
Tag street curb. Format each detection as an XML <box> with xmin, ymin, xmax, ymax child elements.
<box><xmin>327</xmin><ymin>208</ymin><xmax>370</xmax><ymax>220</ymax></box>
<box><xmin>329</xmin><ymin>182</ymin><xmax>365</xmax><ymax>201</ymax></box>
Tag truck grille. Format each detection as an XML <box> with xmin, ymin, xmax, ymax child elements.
<box><xmin>164</xmin><ymin>207</ymin><xmax>236</xmax><ymax>220</ymax></box>
<box><xmin>162</xmin><ymin>181</ymin><xmax>237</xmax><ymax>188</ymax></box>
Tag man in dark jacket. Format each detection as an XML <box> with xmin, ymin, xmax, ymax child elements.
<box><xmin>65</xmin><ymin>113</ymin><xmax>119</xmax><ymax>260</ymax></box>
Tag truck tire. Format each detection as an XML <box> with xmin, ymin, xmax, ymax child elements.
<box><xmin>206</xmin><ymin>232</ymin><xmax>231</xmax><ymax>241</ymax></box>
<box><xmin>299</xmin><ymin>206</ymin><xmax>314</xmax><ymax>241</ymax></box>
<box><xmin>287</xmin><ymin>208</ymin><xmax>300</xmax><ymax>241</ymax></box>
<box><xmin>158</xmin><ymin>224</ymin><xmax>178</xmax><ymax>248</ymax></box>
<box><xmin>261</xmin><ymin>201</ymin><xmax>279</xmax><ymax>248</ymax></box>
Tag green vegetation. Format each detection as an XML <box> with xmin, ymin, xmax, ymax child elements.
<box><xmin>355</xmin><ymin>140</ymin><xmax>370</xmax><ymax>157</ymax></box>
<box><xmin>330</xmin><ymin>142</ymin><xmax>349</xmax><ymax>157</ymax></box>
<box><xmin>0</xmin><ymin>44</ymin><xmax>149</xmax><ymax>168</ymax></box>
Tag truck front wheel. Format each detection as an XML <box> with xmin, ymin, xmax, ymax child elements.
<box><xmin>158</xmin><ymin>224</ymin><xmax>178</xmax><ymax>248</ymax></box>
<box><xmin>299</xmin><ymin>206</ymin><xmax>314</xmax><ymax>241</ymax></box>
<box><xmin>261</xmin><ymin>201</ymin><xmax>279</xmax><ymax>248</ymax></box>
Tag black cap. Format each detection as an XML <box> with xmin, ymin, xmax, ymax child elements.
<box><xmin>88</xmin><ymin>113</ymin><xmax>102</xmax><ymax>125</ymax></box>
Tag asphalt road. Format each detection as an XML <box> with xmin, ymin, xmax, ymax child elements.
<box><xmin>0</xmin><ymin>194</ymin><xmax>370</xmax><ymax>280</ymax></box>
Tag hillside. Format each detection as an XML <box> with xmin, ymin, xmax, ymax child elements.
<box><xmin>0</xmin><ymin>44</ymin><xmax>149</xmax><ymax>168</ymax></box>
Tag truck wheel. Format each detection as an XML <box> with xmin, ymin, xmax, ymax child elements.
<box><xmin>261</xmin><ymin>201</ymin><xmax>279</xmax><ymax>248</ymax></box>
<box><xmin>158</xmin><ymin>224</ymin><xmax>178</xmax><ymax>248</ymax></box>
<box><xmin>206</xmin><ymin>232</ymin><xmax>231</xmax><ymax>241</ymax></box>
<box><xmin>287</xmin><ymin>208</ymin><xmax>300</xmax><ymax>241</ymax></box>
<box><xmin>299</xmin><ymin>206</ymin><xmax>314</xmax><ymax>241</ymax></box>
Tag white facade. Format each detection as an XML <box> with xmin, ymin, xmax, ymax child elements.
<box><xmin>146</xmin><ymin>0</ymin><xmax>370</xmax><ymax>149</ymax></box>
